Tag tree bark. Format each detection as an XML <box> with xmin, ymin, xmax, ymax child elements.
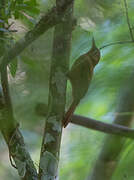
<box><xmin>71</xmin><ymin>115</ymin><xmax>134</xmax><ymax>139</ymax></box>
<box><xmin>38</xmin><ymin>0</ymin><xmax>74</xmax><ymax>179</ymax></box>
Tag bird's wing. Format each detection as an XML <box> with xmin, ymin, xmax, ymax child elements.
<box><xmin>70</xmin><ymin>54</ymin><xmax>88</xmax><ymax>72</ymax></box>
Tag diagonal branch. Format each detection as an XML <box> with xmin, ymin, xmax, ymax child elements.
<box><xmin>1</xmin><ymin>126</ymin><xmax>38</xmax><ymax>180</ymax></box>
<box><xmin>88</xmin><ymin>70</ymin><xmax>134</xmax><ymax>180</ymax></box>
<box><xmin>0</xmin><ymin>67</ymin><xmax>38</xmax><ymax>179</ymax></box>
<box><xmin>0</xmin><ymin>3</ymin><xmax>38</xmax><ymax>178</ymax></box>
<box><xmin>71</xmin><ymin>115</ymin><xmax>134</xmax><ymax>139</ymax></box>
<box><xmin>0</xmin><ymin>0</ymin><xmax>73</xmax><ymax>71</ymax></box>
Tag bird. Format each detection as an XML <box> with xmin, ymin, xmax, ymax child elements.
<box><xmin>63</xmin><ymin>38</ymin><xmax>101</xmax><ymax>128</ymax></box>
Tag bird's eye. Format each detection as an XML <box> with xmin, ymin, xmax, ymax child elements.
<box><xmin>91</xmin><ymin>49</ymin><xmax>100</xmax><ymax>64</ymax></box>
<box><xmin>92</xmin><ymin>49</ymin><xmax>98</xmax><ymax>55</ymax></box>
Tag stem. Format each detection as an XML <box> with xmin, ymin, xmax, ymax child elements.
<box><xmin>123</xmin><ymin>0</ymin><xmax>134</xmax><ymax>41</ymax></box>
<box><xmin>99</xmin><ymin>40</ymin><xmax>133</xmax><ymax>50</ymax></box>
<box><xmin>88</xmin><ymin>71</ymin><xmax>134</xmax><ymax>180</ymax></box>
<box><xmin>100</xmin><ymin>0</ymin><xmax>134</xmax><ymax>50</ymax></box>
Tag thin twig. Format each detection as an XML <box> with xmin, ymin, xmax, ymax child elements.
<box><xmin>100</xmin><ymin>0</ymin><xmax>134</xmax><ymax>50</ymax></box>
<box><xmin>123</xmin><ymin>0</ymin><xmax>134</xmax><ymax>41</ymax></box>
<box><xmin>100</xmin><ymin>40</ymin><xmax>133</xmax><ymax>50</ymax></box>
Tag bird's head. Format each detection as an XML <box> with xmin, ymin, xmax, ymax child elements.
<box><xmin>89</xmin><ymin>37</ymin><xmax>100</xmax><ymax>66</ymax></box>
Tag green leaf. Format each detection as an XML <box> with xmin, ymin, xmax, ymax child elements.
<box><xmin>13</xmin><ymin>10</ymin><xmax>20</xmax><ymax>19</ymax></box>
<box><xmin>8</xmin><ymin>58</ymin><xmax>18</xmax><ymax>77</ymax></box>
<box><xmin>22</xmin><ymin>2</ymin><xmax>40</xmax><ymax>15</ymax></box>
<box><xmin>21</xmin><ymin>56</ymin><xmax>37</xmax><ymax>68</ymax></box>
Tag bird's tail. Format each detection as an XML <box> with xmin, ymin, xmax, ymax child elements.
<box><xmin>63</xmin><ymin>101</ymin><xmax>77</xmax><ymax>128</ymax></box>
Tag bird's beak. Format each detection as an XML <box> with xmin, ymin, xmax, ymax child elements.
<box><xmin>91</xmin><ymin>37</ymin><xmax>97</xmax><ymax>49</ymax></box>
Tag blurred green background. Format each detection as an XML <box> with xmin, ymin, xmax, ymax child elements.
<box><xmin>1</xmin><ymin>0</ymin><xmax>134</xmax><ymax>179</ymax></box>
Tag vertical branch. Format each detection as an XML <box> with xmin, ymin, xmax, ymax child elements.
<box><xmin>38</xmin><ymin>0</ymin><xmax>74</xmax><ymax>179</ymax></box>
<box><xmin>0</xmin><ymin>39</ymin><xmax>38</xmax><ymax>180</ymax></box>
<box><xmin>88</xmin><ymin>71</ymin><xmax>134</xmax><ymax>180</ymax></box>
<box><xmin>86</xmin><ymin>2</ymin><xmax>134</xmax><ymax>179</ymax></box>
<box><xmin>0</xmin><ymin>66</ymin><xmax>17</xmax><ymax>131</ymax></box>
<box><xmin>0</xmin><ymin>0</ymin><xmax>15</xmax><ymax>142</ymax></box>
<box><xmin>0</xmin><ymin>1</ymin><xmax>38</xmax><ymax>179</ymax></box>
<box><xmin>123</xmin><ymin>0</ymin><xmax>134</xmax><ymax>41</ymax></box>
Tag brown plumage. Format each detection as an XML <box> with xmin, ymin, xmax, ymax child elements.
<box><xmin>63</xmin><ymin>38</ymin><xmax>101</xmax><ymax>127</ymax></box>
